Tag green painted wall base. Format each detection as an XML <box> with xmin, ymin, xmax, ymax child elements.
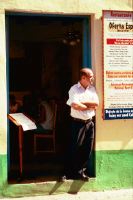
<box><xmin>95</xmin><ymin>150</ymin><xmax>133</xmax><ymax>190</ymax></box>
<box><xmin>0</xmin><ymin>150</ymin><xmax>133</xmax><ymax>197</ymax></box>
<box><xmin>0</xmin><ymin>154</ymin><xmax>7</xmax><ymax>196</ymax></box>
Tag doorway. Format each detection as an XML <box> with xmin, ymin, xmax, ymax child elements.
<box><xmin>6</xmin><ymin>13</ymin><xmax>94</xmax><ymax>182</ymax></box>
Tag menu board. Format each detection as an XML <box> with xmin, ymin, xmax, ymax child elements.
<box><xmin>103</xmin><ymin>10</ymin><xmax>133</xmax><ymax>119</ymax></box>
<box><xmin>9</xmin><ymin>113</ymin><xmax>37</xmax><ymax>131</ymax></box>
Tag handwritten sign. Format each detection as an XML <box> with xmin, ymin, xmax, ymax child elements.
<box><xmin>103</xmin><ymin>10</ymin><xmax>133</xmax><ymax>120</ymax></box>
<box><xmin>9</xmin><ymin>113</ymin><xmax>37</xmax><ymax>131</ymax></box>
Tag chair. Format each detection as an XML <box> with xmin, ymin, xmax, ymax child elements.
<box><xmin>33</xmin><ymin>101</ymin><xmax>57</xmax><ymax>155</ymax></box>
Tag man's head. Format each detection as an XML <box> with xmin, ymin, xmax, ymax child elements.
<box><xmin>80</xmin><ymin>68</ymin><xmax>94</xmax><ymax>88</ymax></box>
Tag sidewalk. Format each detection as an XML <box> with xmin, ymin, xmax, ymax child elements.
<box><xmin>1</xmin><ymin>189</ymin><xmax>133</xmax><ymax>200</ymax></box>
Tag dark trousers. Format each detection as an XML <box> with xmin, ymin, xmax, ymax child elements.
<box><xmin>64</xmin><ymin>118</ymin><xmax>94</xmax><ymax>177</ymax></box>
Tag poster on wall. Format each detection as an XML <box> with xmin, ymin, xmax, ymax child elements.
<box><xmin>102</xmin><ymin>10</ymin><xmax>133</xmax><ymax>120</ymax></box>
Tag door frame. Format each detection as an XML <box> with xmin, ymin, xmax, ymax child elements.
<box><xmin>6</xmin><ymin>12</ymin><xmax>92</xmax><ymax>178</ymax></box>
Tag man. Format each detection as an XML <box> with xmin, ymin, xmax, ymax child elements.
<box><xmin>61</xmin><ymin>68</ymin><xmax>99</xmax><ymax>181</ymax></box>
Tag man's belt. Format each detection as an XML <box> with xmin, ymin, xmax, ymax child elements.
<box><xmin>72</xmin><ymin>117</ymin><xmax>92</xmax><ymax>123</ymax></box>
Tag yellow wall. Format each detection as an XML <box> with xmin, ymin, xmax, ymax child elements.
<box><xmin>0</xmin><ymin>0</ymin><xmax>132</xmax><ymax>154</ymax></box>
<box><xmin>0</xmin><ymin>10</ymin><xmax>7</xmax><ymax>154</ymax></box>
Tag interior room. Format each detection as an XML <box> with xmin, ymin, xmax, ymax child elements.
<box><xmin>7</xmin><ymin>14</ymin><xmax>83</xmax><ymax>182</ymax></box>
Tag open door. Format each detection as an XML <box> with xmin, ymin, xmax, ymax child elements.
<box><xmin>6</xmin><ymin>13</ymin><xmax>94</xmax><ymax>183</ymax></box>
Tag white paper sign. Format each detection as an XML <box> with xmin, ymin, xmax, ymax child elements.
<box><xmin>9</xmin><ymin>113</ymin><xmax>37</xmax><ymax>131</ymax></box>
<box><xmin>103</xmin><ymin>10</ymin><xmax>133</xmax><ymax>120</ymax></box>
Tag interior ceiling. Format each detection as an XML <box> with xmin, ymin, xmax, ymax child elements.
<box><xmin>9</xmin><ymin>15</ymin><xmax>83</xmax><ymax>42</ymax></box>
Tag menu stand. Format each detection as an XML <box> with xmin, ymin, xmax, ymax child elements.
<box><xmin>8</xmin><ymin>113</ymin><xmax>37</xmax><ymax>181</ymax></box>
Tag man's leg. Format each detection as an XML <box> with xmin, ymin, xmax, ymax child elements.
<box><xmin>74</xmin><ymin>121</ymin><xmax>94</xmax><ymax>179</ymax></box>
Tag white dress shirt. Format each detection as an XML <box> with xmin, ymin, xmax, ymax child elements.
<box><xmin>66</xmin><ymin>82</ymin><xmax>99</xmax><ymax>120</ymax></box>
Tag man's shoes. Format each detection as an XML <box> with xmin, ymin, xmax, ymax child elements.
<box><xmin>60</xmin><ymin>175</ymin><xmax>67</xmax><ymax>182</ymax></box>
<box><xmin>80</xmin><ymin>172</ymin><xmax>90</xmax><ymax>181</ymax></box>
<box><xmin>75</xmin><ymin>172</ymin><xmax>90</xmax><ymax>181</ymax></box>
<box><xmin>59</xmin><ymin>172</ymin><xmax>89</xmax><ymax>182</ymax></box>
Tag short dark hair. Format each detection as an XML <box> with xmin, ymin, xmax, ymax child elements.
<box><xmin>80</xmin><ymin>68</ymin><xmax>93</xmax><ymax>79</ymax></box>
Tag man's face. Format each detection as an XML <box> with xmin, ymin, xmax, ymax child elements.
<box><xmin>84</xmin><ymin>72</ymin><xmax>94</xmax><ymax>86</ymax></box>
<box><xmin>80</xmin><ymin>68</ymin><xmax>94</xmax><ymax>88</ymax></box>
